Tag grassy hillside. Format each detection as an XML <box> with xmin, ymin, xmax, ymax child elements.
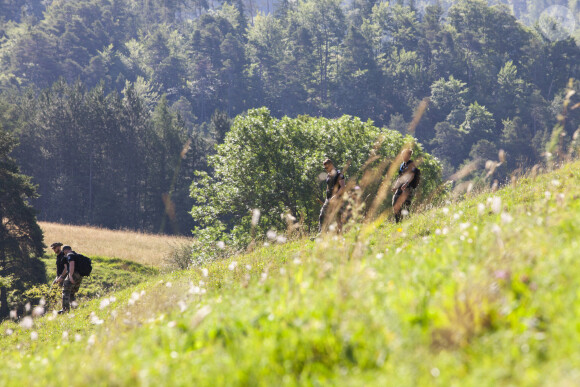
<box><xmin>2</xmin><ymin>161</ymin><xmax>580</xmax><ymax>386</ymax></box>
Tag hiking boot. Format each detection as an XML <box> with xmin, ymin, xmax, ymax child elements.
<box><xmin>57</xmin><ymin>309</ymin><xmax>68</xmax><ymax>314</ymax></box>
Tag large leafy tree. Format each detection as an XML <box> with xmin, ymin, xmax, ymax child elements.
<box><xmin>0</xmin><ymin>127</ymin><xmax>44</xmax><ymax>319</ymax></box>
<box><xmin>190</xmin><ymin>108</ymin><xmax>441</xmax><ymax>251</ymax></box>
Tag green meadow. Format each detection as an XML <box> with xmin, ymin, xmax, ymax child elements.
<box><xmin>1</xmin><ymin>161</ymin><xmax>580</xmax><ymax>386</ymax></box>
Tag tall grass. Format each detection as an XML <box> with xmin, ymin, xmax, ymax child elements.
<box><xmin>1</xmin><ymin>161</ymin><xmax>578</xmax><ymax>386</ymax></box>
<box><xmin>40</xmin><ymin>222</ymin><xmax>193</xmax><ymax>267</ymax></box>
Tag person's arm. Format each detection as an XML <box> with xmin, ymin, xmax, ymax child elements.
<box><xmin>68</xmin><ymin>261</ymin><xmax>75</xmax><ymax>284</ymax></box>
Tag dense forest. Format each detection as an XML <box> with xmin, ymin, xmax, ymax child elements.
<box><xmin>1</xmin><ymin>0</ymin><xmax>580</xmax><ymax>236</ymax></box>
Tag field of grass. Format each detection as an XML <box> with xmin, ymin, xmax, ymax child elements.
<box><xmin>2</xmin><ymin>161</ymin><xmax>580</xmax><ymax>386</ymax></box>
<box><xmin>40</xmin><ymin>222</ymin><xmax>193</xmax><ymax>267</ymax></box>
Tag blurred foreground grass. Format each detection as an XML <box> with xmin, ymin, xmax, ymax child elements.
<box><xmin>2</xmin><ymin>161</ymin><xmax>580</xmax><ymax>386</ymax></box>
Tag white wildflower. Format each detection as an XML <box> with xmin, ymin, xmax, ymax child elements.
<box><xmin>491</xmin><ymin>196</ymin><xmax>502</xmax><ymax>214</ymax></box>
<box><xmin>545</xmin><ymin>191</ymin><xmax>551</xmax><ymax>200</ymax></box>
<box><xmin>435</xmin><ymin>229</ymin><xmax>441</xmax><ymax>235</ymax></box>
<box><xmin>166</xmin><ymin>282</ymin><xmax>172</xmax><ymax>288</ymax></box>
<box><xmin>551</xmin><ymin>180</ymin><xmax>560</xmax><ymax>187</ymax></box>
<box><xmin>459</xmin><ymin>222</ymin><xmax>470</xmax><ymax>231</ymax></box>
<box><xmin>32</xmin><ymin>306</ymin><xmax>44</xmax><ymax>317</ymax></box>
<box><xmin>39</xmin><ymin>298</ymin><xmax>46</xmax><ymax>306</ymax></box>
<box><xmin>87</xmin><ymin>334</ymin><xmax>96</xmax><ymax>346</ymax></box>
<box><xmin>478</xmin><ymin>203</ymin><xmax>485</xmax><ymax>215</ymax></box>
<box><xmin>178</xmin><ymin>301</ymin><xmax>187</xmax><ymax>312</ymax></box>
<box><xmin>431</xmin><ymin>368</ymin><xmax>440</xmax><ymax>377</ymax></box>
<box><xmin>216</xmin><ymin>241</ymin><xmax>226</xmax><ymax>250</ymax></box>
<box><xmin>442</xmin><ymin>207</ymin><xmax>449</xmax><ymax>215</ymax></box>
<box><xmin>251</xmin><ymin>209</ymin><xmax>261</xmax><ymax>226</ymax></box>
<box><xmin>10</xmin><ymin>310</ymin><xmax>17</xmax><ymax>320</ymax></box>
<box><xmin>171</xmin><ymin>351</ymin><xmax>178</xmax><ymax>359</ymax></box>
<box><xmin>90</xmin><ymin>312</ymin><xmax>104</xmax><ymax>325</ymax></box>
<box><xmin>245</xmin><ymin>264</ymin><xmax>252</xmax><ymax>271</ymax></box>
<box><xmin>228</xmin><ymin>261</ymin><xmax>238</xmax><ymax>271</ymax></box>
<box><xmin>168</xmin><ymin>321</ymin><xmax>177</xmax><ymax>328</ymax></box>
<box><xmin>442</xmin><ymin>227</ymin><xmax>449</xmax><ymax>235</ymax></box>
<box><xmin>453</xmin><ymin>213</ymin><xmax>460</xmax><ymax>220</ymax></box>
<box><xmin>30</xmin><ymin>331</ymin><xmax>38</xmax><ymax>341</ymax></box>
<box><xmin>201</xmin><ymin>268</ymin><xmax>209</xmax><ymax>277</ymax></box>
<box><xmin>62</xmin><ymin>331</ymin><xmax>69</xmax><ymax>340</ymax></box>
<box><xmin>75</xmin><ymin>334</ymin><xmax>82</xmax><ymax>342</ymax></box>
<box><xmin>401</xmin><ymin>209</ymin><xmax>409</xmax><ymax>216</ymax></box>
<box><xmin>276</xmin><ymin>235</ymin><xmax>287</xmax><ymax>244</ymax></box>
<box><xmin>266</xmin><ymin>230</ymin><xmax>277</xmax><ymax>240</ymax></box>
<box><xmin>25</xmin><ymin>303</ymin><xmax>31</xmax><ymax>312</ymax></box>
<box><xmin>100</xmin><ymin>298</ymin><xmax>111</xmax><ymax>309</ymax></box>
<box><xmin>20</xmin><ymin>316</ymin><xmax>33</xmax><ymax>329</ymax></box>
<box><xmin>376</xmin><ymin>253</ymin><xmax>384</xmax><ymax>260</ymax></box>
<box><xmin>6</xmin><ymin>329</ymin><xmax>13</xmax><ymax>336</ymax></box>
<box><xmin>501</xmin><ymin>212</ymin><xmax>513</xmax><ymax>224</ymax></box>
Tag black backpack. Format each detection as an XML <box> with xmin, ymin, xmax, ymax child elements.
<box><xmin>74</xmin><ymin>254</ymin><xmax>93</xmax><ymax>276</ymax></box>
<box><xmin>409</xmin><ymin>167</ymin><xmax>421</xmax><ymax>189</ymax></box>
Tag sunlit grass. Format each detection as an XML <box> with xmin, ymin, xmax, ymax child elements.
<box><xmin>40</xmin><ymin>222</ymin><xmax>193</xmax><ymax>267</ymax></box>
<box><xmin>2</xmin><ymin>161</ymin><xmax>579</xmax><ymax>386</ymax></box>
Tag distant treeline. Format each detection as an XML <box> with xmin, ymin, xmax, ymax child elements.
<box><xmin>1</xmin><ymin>0</ymin><xmax>580</xmax><ymax>233</ymax></box>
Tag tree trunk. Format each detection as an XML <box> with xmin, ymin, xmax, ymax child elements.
<box><xmin>0</xmin><ymin>286</ymin><xmax>8</xmax><ymax>320</ymax></box>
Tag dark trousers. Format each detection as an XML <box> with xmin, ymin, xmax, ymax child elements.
<box><xmin>392</xmin><ymin>187</ymin><xmax>414</xmax><ymax>223</ymax></box>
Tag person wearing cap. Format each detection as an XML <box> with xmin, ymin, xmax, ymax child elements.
<box><xmin>50</xmin><ymin>242</ymin><xmax>67</xmax><ymax>287</ymax></box>
<box><xmin>59</xmin><ymin>245</ymin><xmax>84</xmax><ymax>313</ymax></box>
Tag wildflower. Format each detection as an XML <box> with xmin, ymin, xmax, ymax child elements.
<box><xmin>39</xmin><ymin>298</ymin><xmax>46</xmax><ymax>306</ymax></box>
<box><xmin>263</xmin><ymin>242</ymin><xmax>270</xmax><ymax>247</ymax></box>
<box><xmin>6</xmin><ymin>329</ymin><xmax>13</xmax><ymax>336</ymax></box>
<box><xmin>87</xmin><ymin>334</ymin><xmax>96</xmax><ymax>346</ymax></box>
<box><xmin>32</xmin><ymin>306</ymin><xmax>44</xmax><ymax>317</ymax></box>
<box><xmin>459</xmin><ymin>222</ymin><xmax>470</xmax><ymax>231</ymax></box>
<box><xmin>545</xmin><ymin>191</ymin><xmax>551</xmax><ymax>200</ymax></box>
<box><xmin>228</xmin><ymin>261</ymin><xmax>238</xmax><ymax>271</ymax></box>
<box><xmin>30</xmin><ymin>331</ymin><xmax>38</xmax><ymax>341</ymax></box>
<box><xmin>293</xmin><ymin>258</ymin><xmax>301</xmax><ymax>265</ymax></box>
<box><xmin>435</xmin><ymin>229</ymin><xmax>441</xmax><ymax>235</ymax></box>
<box><xmin>551</xmin><ymin>180</ymin><xmax>560</xmax><ymax>187</ymax></box>
<box><xmin>401</xmin><ymin>210</ymin><xmax>409</xmax><ymax>216</ymax></box>
<box><xmin>442</xmin><ymin>207</ymin><xmax>449</xmax><ymax>215</ymax></box>
<box><xmin>25</xmin><ymin>303</ymin><xmax>31</xmax><ymax>312</ymax></box>
<box><xmin>20</xmin><ymin>316</ymin><xmax>33</xmax><ymax>329</ymax></box>
<box><xmin>75</xmin><ymin>334</ymin><xmax>82</xmax><ymax>342</ymax></box>
<box><xmin>100</xmin><ymin>298</ymin><xmax>111</xmax><ymax>309</ymax></box>
<box><xmin>168</xmin><ymin>321</ymin><xmax>177</xmax><ymax>328</ymax></box>
<box><xmin>397</xmin><ymin>228</ymin><xmax>403</xmax><ymax>232</ymax></box>
<box><xmin>178</xmin><ymin>301</ymin><xmax>187</xmax><ymax>312</ymax></box>
<box><xmin>216</xmin><ymin>241</ymin><xmax>226</xmax><ymax>250</ymax></box>
<box><xmin>266</xmin><ymin>230</ymin><xmax>277</xmax><ymax>240</ymax></box>
<box><xmin>90</xmin><ymin>312</ymin><xmax>104</xmax><ymax>325</ymax></box>
<box><xmin>491</xmin><ymin>196</ymin><xmax>502</xmax><ymax>214</ymax></box>
<box><xmin>251</xmin><ymin>209</ymin><xmax>261</xmax><ymax>226</ymax></box>
<box><xmin>166</xmin><ymin>282</ymin><xmax>172</xmax><ymax>288</ymax></box>
<box><xmin>442</xmin><ymin>227</ymin><xmax>449</xmax><ymax>235</ymax></box>
<box><xmin>501</xmin><ymin>212</ymin><xmax>513</xmax><ymax>224</ymax></box>
<box><xmin>201</xmin><ymin>268</ymin><xmax>209</xmax><ymax>277</ymax></box>
<box><xmin>492</xmin><ymin>224</ymin><xmax>502</xmax><ymax>235</ymax></box>
<box><xmin>478</xmin><ymin>203</ymin><xmax>485</xmax><ymax>215</ymax></box>
<box><xmin>276</xmin><ymin>235</ymin><xmax>287</xmax><ymax>244</ymax></box>
<box><xmin>62</xmin><ymin>331</ymin><xmax>69</xmax><ymax>340</ymax></box>
<box><xmin>245</xmin><ymin>264</ymin><xmax>252</xmax><ymax>270</ymax></box>
<box><xmin>10</xmin><ymin>310</ymin><xmax>17</xmax><ymax>320</ymax></box>
<box><xmin>171</xmin><ymin>351</ymin><xmax>178</xmax><ymax>359</ymax></box>
<box><xmin>431</xmin><ymin>368</ymin><xmax>440</xmax><ymax>378</ymax></box>
<box><xmin>453</xmin><ymin>213</ymin><xmax>460</xmax><ymax>220</ymax></box>
<box><xmin>376</xmin><ymin>253</ymin><xmax>384</xmax><ymax>260</ymax></box>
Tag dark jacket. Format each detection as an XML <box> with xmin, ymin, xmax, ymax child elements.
<box><xmin>56</xmin><ymin>252</ymin><xmax>67</xmax><ymax>276</ymax></box>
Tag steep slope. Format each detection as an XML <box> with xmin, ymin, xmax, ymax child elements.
<box><xmin>1</xmin><ymin>161</ymin><xmax>579</xmax><ymax>386</ymax></box>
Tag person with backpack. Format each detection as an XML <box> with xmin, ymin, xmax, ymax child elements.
<box><xmin>392</xmin><ymin>149</ymin><xmax>420</xmax><ymax>223</ymax></box>
<box><xmin>59</xmin><ymin>245</ymin><xmax>90</xmax><ymax>313</ymax></box>
<box><xmin>318</xmin><ymin>158</ymin><xmax>346</xmax><ymax>233</ymax></box>
<box><xmin>50</xmin><ymin>242</ymin><xmax>67</xmax><ymax>287</ymax></box>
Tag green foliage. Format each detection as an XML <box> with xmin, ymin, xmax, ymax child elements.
<box><xmin>191</xmin><ymin>108</ymin><xmax>441</xmax><ymax>257</ymax></box>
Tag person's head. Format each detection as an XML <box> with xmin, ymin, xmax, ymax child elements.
<box><xmin>62</xmin><ymin>245</ymin><xmax>72</xmax><ymax>254</ymax></box>
<box><xmin>401</xmin><ymin>148</ymin><xmax>413</xmax><ymax>162</ymax></box>
<box><xmin>50</xmin><ymin>242</ymin><xmax>63</xmax><ymax>254</ymax></box>
<box><xmin>323</xmin><ymin>158</ymin><xmax>334</xmax><ymax>173</ymax></box>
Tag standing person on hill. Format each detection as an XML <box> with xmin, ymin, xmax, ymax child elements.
<box><xmin>318</xmin><ymin>158</ymin><xmax>346</xmax><ymax>233</ymax></box>
<box><xmin>50</xmin><ymin>242</ymin><xmax>67</xmax><ymax>287</ymax></box>
<box><xmin>392</xmin><ymin>149</ymin><xmax>420</xmax><ymax>223</ymax></box>
<box><xmin>59</xmin><ymin>245</ymin><xmax>84</xmax><ymax>314</ymax></box>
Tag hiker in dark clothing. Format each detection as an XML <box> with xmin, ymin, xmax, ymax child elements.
<box><xmin>318</xmin><ymin>158</ymin><xmax>346</xmax><ymax>233</ymax></box>
<box><xmin>59</xmin><ymin>245</ymin><xmax>84</xmax><ymax>314</ymax></box>
<box><xmin>392</xmin><ymin>149</ymin><xmax>420</xmax><ymax>223</ymax></box>
<box><xmin>50</xmin><ymin>242</ymin><xmax>67</xmax><ymax>287</ymax></box>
